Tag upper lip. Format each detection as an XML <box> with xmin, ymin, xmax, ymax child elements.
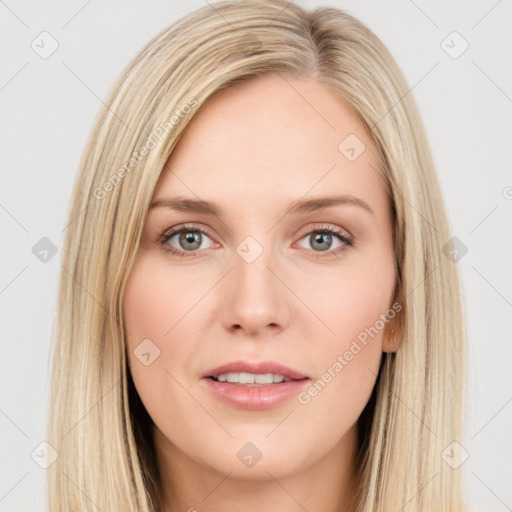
<box><xmin>202</xmin><ymin>360</ymin><xmax>310</xmax><ymax>380</ymax></box>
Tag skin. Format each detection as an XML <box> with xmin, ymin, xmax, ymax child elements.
<box><xmin>122</xmin><ymin>73</ymin><xmax>401</xmax><ymax>512</ymax></box>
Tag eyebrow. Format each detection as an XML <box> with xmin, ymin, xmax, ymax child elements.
<box><xmin>149</xmin><ymin>195</ymin><xmax>374</xmax><ymax>216</ymax></box>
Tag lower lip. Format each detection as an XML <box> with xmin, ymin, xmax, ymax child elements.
<box><xmin>202</xmin><ymin>377</ymin><xmax>310</xmax><ymax>410</ymax></box>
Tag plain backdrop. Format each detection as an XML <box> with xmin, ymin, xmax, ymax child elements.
<box><xmin>1</xmin><ymin>0</ymin><xmax>511</xmax><ymax>510</ymax></box>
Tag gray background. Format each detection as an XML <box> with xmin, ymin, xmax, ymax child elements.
<box><xmin>1</xmin><ymin>0</ymin><xmax>511</xmax><ymax>510</ymax></box>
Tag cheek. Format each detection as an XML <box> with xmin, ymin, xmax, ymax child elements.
<box><xmin>122</xmin><ymin>257</ymin><xmax>187</xmax><ymax>401</ymax></box>
<box><xmin>122</xmin><ymin>258</ymin><xmax>201</xmax><ymax>437</ymax></box>
<box><xmin>122</xmin><ymin>256</ymin><xmax>194</xmax><ymax>349</ymax></box>
<box><xmin>293</xmin><ymin>252</ymin><xmax>396</xmax><ymax>423</ymax></box>
<box><xmin>302</xmin><ymin>254</ymin><xmax>396</xmax><ymax>348</ymax></box>
<box><xmin>291</xmin><ymin>296</ymin><xmax>390</xmax><ymax>451</ymax></box>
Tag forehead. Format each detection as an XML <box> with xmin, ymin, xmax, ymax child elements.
<box><xmin>154</xmin><ymin>74</ymin><xmax>384</xmax><ymax>210</ymax></box>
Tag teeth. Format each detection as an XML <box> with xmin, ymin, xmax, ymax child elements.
<box><xmin>215</xmin><ymin>372</ymin><xmax>291</xmax><ymax>384</ymax></box>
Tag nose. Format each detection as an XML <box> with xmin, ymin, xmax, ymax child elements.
<box><xmin>221</xmin><ymin>243</ymin><xmax>290</xmax><ymax>336</ymax></box>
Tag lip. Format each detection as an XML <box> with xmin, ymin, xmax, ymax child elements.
<box><xmin>201</xmin><ymin>360</ymin><xmax>310</xmax><ymax>410</ymax></box>
<box><xmin>202</xmin><ymin>360</ymin><xmax>309</xmax><ymax>380</ymax></box>
<box><xmin>202</xmin><ymin>378</ymin><xmax>309</xmax><ymax>410</ymax></box>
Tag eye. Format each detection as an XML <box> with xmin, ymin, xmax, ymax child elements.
<box><xmin>157</xmin><ymin>223</ymin><xmax>354</xmax><ymax>259</ymax></box>
<box><xmin>159</xmin><ymin>224</ymin><xmax>216</xmax><ymax>258</ymax></box>
<box><xmin>296</xmin><ymin>224</ymin><xmax>354</xmax><ymax>257</ymax></box>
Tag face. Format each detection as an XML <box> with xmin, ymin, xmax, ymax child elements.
<box><xmin>122</xmin><ymin>74</ymin><xmax>399</xmax><ymax>487</ymax></box>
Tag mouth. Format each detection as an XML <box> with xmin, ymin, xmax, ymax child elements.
<box><xmin>201</xmin><ymin>360</ymin><xmax>311</xmax><ymax>409</ymax></box>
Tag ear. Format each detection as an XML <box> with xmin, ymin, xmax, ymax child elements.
<box><xmin>382</xmin><ymin>315</ymin><xmax>402</xmax><ymax>353</ymax></box>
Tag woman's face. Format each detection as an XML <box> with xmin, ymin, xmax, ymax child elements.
<box><xmin>123</xmin><ymin>74</ymin><xmax>398</xmax><ymax>487</ymax></box>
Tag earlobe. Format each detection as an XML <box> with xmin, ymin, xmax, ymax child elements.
<box><xmin>382</xmin><ymin>323</ymin><xmax>402</xmax><ymax>353</ymax></box>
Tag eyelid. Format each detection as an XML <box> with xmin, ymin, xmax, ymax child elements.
<box><xmin>158</xmin><ymin>222</ymin><xmax>354</xmax><ymax>257</ymax></box>
<box><xmin>158</xmin><ymin>223</ymin><xmax>219</xmax><ymax>248</ymax></box>
<box><xmin>162</xmin><ymin>222</ymin><xmax>352</xmax><ymax>242</ymax></box>
<box><xmin>159</xmin><ymin>222</ymin><xmax>212</xmax><ymax>238</ymax></box>
<box><xmin>295</xmin><ymin>222</ymin><xmax>353</xmax><ymax>241</ymax></box>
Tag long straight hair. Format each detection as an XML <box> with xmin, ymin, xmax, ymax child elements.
<box><xmin>47</xmin><ymin>1</ymin><xmax>467</xmax><ymax>510</ymax></box>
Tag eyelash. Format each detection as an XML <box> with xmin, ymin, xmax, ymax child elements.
<box><xmin>156</xmin><ymin>223</ymin><xmax>354</xmax><ymax>259</ymax></box>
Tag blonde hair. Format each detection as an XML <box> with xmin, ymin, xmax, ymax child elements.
<box><xmin>47</xmin><ymin>1</ymin><xmax>467</xmax><ymax>510</ymax></box>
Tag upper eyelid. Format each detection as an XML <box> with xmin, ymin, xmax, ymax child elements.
<box><xmin>163</xmin><ymin>223</ymin><xmax>352</xmax><ymax>244</ymax></box>
<box><xmin>164</xmin><ymin>223</ymin><xmax>217</xmax><ymax>241</ymax></box>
